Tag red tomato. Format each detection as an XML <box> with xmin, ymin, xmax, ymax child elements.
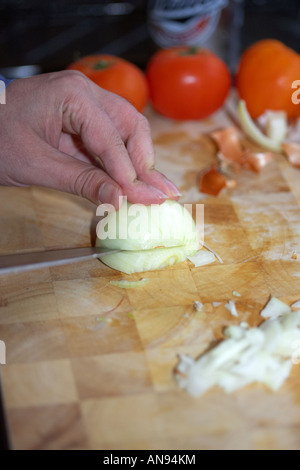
<box><xmin>146</xmin><ymin>46</ymin><xmax>231</xmax><ymax>120</ymax></box>
<box><xmin>67</xmin><ymin>54</ymin><xmax>149</xmax><ymax>113</ymax></box>
<box><xmin>236</xmin><ymin>39</ymin><xmax>300</xmax><ymax>119</ymax></box>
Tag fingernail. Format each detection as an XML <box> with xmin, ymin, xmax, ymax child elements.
<box><xmin>148</xmin><ymin>185</ymin><xmax>169</xmax><ymax>199</ymax></box>
<box><xmin>164</xmin><ymin>179</ymin><xmax>182</xmax><ymax>197</ymax></box>
<box><xmin>98</xmin><ymin>182</ymin><xmax>122</xmax><ymax>208</ymax></box>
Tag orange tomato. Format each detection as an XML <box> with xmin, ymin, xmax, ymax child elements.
<box><xmin>236</xmin><ymin>39</ymin><xmax>300</xmax><ymax>119</ymax></box>
<box><xmin>146</xmin><ymin>46</ymin><xmax>231</xmax><ymax>120</ymax></box>
<box><xmin>67</xmin><ymin>54</ymin><xmax>149</xmax><ymax>113</ymax></box>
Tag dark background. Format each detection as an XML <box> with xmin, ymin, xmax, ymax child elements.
<box><xmin>0</xmin><ymin>0</ymin><xmax>299</xmax><ymax>76</ymax></box>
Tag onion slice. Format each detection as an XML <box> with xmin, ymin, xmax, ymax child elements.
<box><xmin>110</xmin><ymin>278</ymin><xmax>150</xmax><ymax>289</ymax></box>
<box><xmin>187</xmin><ymin>250</ymin><xmax>215</xmax><ymax>267</ymax></box>
<box><xmin>237</xmin><ymin>100</ymin><xmax>284</xmax><ymax>152</ymax></box>
<box><xmin>202</xmin><ymin>242</ymin><xmax>223</xmax><ymax>264</ymax></box>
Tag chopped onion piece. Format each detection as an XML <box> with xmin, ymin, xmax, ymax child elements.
<box><xmin>265</xmin><ymin>111</ymin><xmax>288</xmax><ymax>143</ymax></box>
<box><xmin>175</xmin><ymin>311</ymin><xmax>300</xmax><ymax>397</ymax></box>
<box><xmin>260</xmin><ymin>296</ymin><xmax>291</xmax><ymax>319</ymax></box>
<box><xmin>110</xmin><ymin>278</ymin><xmax>150</xmax><ymax>289</ymax></box>
<box><xmin>212</xmin><ymin>301</ymin><xmax>222</xmax><ymax>307</ymax></box>
<box><xmin>291</xmin><ymin>300</ymin><xmax>300</xmax><ymax>310</ymax></box>
<box><xmin>237</xmin><ymin>100</ymin><xmax>283</xmax><ymax>152</ymax></box>
<box><xmin>286</xmin><ymin>118</ymin><xmax>300</xmax><ymax>143</ymax></box>
<box><xmin>233</xmin><ymin>291</ymin><xmax>241</xmax><ymax>297</ymax></box>
<box><xmin>202</xmin><ymin>242</ymin><xmax>223</xmax><ymax>264</ymax></box>
<box><xmin>193</xmin><ymin>301</ymin><xmax>203</xmax><ymax>312</ymax></box>
<box><xmin>187</xmin><ymin>250</ymin><xmax>215</xmax><ymax>267</ymax></box>
<box><xmin>97</xmin><ymin>317</ymin><xmax>113</xmax><ymax>324</ymax></box>
<box><xmin>282</xmin><ymin>142</ymin><xmax>300</xmax><ymax>169</ymax></box>
<box><xmin>225</xmin><ymin>300</ymin><xmax>238</xmax><ymax>317</ymax></box>
<box><xmin>226</xmin><ymin>179</ymin><xmax>237</xmax><ymax>189</ymax></box>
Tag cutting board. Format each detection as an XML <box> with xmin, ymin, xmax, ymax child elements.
<box><xmin>0</xmin><ymin>103</ymin><xmax>300</xmax><ymax>450</ymax></box>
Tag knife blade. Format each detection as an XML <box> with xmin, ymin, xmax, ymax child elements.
<box><xmin>0</xmin><ymin>247</ymin><xmax>119</xmax><ymax>275</ymax></box>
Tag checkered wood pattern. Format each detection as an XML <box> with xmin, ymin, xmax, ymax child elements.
<box><xmin>0</xmin><ymin>106</ymin><xmax>300</xmax><ymax>450</ymax></box>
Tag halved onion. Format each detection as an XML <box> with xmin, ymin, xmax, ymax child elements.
<box><xmin>96</xmin><ymin>200</ymin><xmax>199</xmax><ymax>274</ymax></box>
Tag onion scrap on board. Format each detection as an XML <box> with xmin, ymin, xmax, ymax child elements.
<box><xmin>198</xmin><ymin>100</ymin><xmax>300</xmax><ymax>196</ymax></box>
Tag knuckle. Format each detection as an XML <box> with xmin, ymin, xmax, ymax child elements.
<box><xmin>135</xmin><ymin>114</ymin><xmax>151</xmax><ymax>135</ymax></box>
<box><xmin>72</xmin><ymin>167</ymin><xmax>103</xmax><ymax>200</ymax></box>
<box><xmin>54</xmin><ymin>70</ymin><xmax>91</xmax><ymax>93</ymax></box>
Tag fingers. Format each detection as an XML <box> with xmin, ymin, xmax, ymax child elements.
<box><xmin>20</xmin><ymin>140</ymin><xmax>123</xmax><ymax>207</ymax></box>
<box><xmin>62</xmin><ymin>93</ymin><xmax>170</xmax><ymax>204</ymax></box>
<box><xmin>88</xmin><ymin>84</ymin><xmax>181</xmax><ymax>200</ymax></box>
<box><xmin>123</xmin><ymin>114</ymin><xmax>181</xmax><ymax>200</ymax></box>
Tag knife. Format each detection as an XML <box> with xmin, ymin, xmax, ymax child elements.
<box><xmin>0</xmin><ymin>246</ymin><xmax>119</xmax><ymax>275</ymax></box>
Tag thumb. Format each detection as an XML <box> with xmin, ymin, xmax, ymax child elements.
<box><xmin>21</xmin><ymin>145</ymin><xmax>123</xmax><ymax>207</ymax></box>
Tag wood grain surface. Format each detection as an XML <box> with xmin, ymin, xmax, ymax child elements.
<box><xmin>0</xmin><ymin>103</ymin><xmax>300</xmax><ymax>450</ymax></box>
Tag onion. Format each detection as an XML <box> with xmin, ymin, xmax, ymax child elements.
<box><xmin>225</xmin><ymin>300</ymin><xmax>239</xmax><ymax>317</ymax></box>
<box><xmin>110</xmin><ymin>278</ymin><xmax>150</xmax><ymax>289</ymax></box>
<box><xmin>187</xmin><ymin>250</ymin><xmax>215</xmax><ymax>267</ymax></box>
<box><xmin>282</xmin><ymin>142</ymin><xmax>300</xmax><ymax>169</ymax></box>
<box><xmin>193</xmin><ymin>301</ymin><xmax>203</xmax><ymax>312</ymax></box>
<box><xmin>96</xmin><ymin>200</ymin><xmax>199</xmax><ymax>274</ymax></box>
<box><xmin>175</xmin><ymin>310</ymin><xmax>300</xmax><ymax>397</ymax></box>
<box><xmin>291</xmin><ymin>300</ymin><xmax>300</xmax><ymax>310</ymax></box>
<box><xmin>237</xmin><ymin>100</ymin><xmax>285</xmax><ymax>152</ymax></box>
<box><xmin>233</xmin><ymin>291</ymin><xmax>241</xmax><ymax>297</ymax></box>
<box><xmin>265</xmin><ymin>110</ymin><xmax>288</xmax><ymax>143</ymax></box>
<box><xmin>260</xmin><ymin>296</ymin><xmax>291</xmax><ymax>319</ymax></box>
<box><xmin>202</xmin><ymin>242</ymin><xmax>223</xmax><ymax>264</ymax></box>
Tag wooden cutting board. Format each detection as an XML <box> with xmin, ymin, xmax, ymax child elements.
<box><xmin>0</xmin><ymin>103</ymin><xmax>300</xmax><ymax>450</ymax></box>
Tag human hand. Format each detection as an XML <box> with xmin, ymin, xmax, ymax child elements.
<box><xmin>0</xmin><ymin>71</ymin><xmax>181</xmax><ymax>207</ymax></box>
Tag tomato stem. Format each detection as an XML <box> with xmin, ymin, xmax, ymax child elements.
<box><xmin>94</xmin><ymin>60</ymin><xmax>112</xmax><ymax>70</ymax></box>
<box><xmin>179</xmin><ymin>46</ymin><xmax>200</xmax><ymax>56</ymax></box>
